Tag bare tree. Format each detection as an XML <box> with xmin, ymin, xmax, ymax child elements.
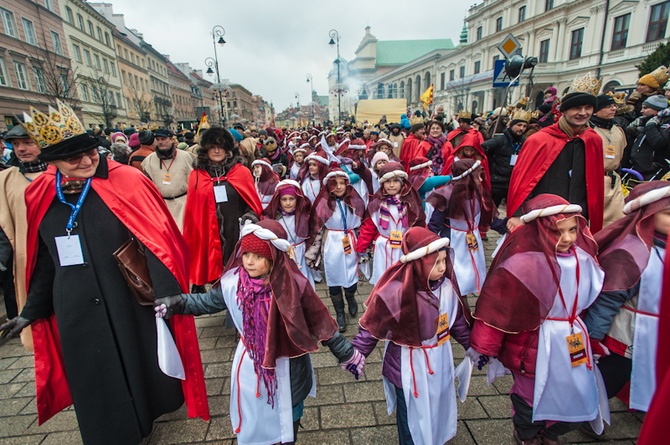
<box><xmin>79</xmin><ymin>70</ymin><xmax>118</xmax><ymax>128</ymax></box>
<box><xmin>445</xmin><ymin>76</ymin><xmax>476</xmax><ymax>114</ymax></box>
<box><xmin>127</xmin><ymin>85</ymin><xmax>154</xmax><ymax>123</ymax></box>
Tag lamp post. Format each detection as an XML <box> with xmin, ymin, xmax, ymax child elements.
<box><xmin>206</xmin><ymin>25</ymin><xmax>226</xmax><ymax>127</ymax></box>
<box><xmin>328</xmin><ymin>29</ymin><xmax>342</xmax><ymax>124</ymax></box>
<box><xmin>305</xmin><ymin>73</ymin><xmax>314</xmax><ymax>126</ymax></box>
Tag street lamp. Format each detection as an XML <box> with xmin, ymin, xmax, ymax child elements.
<box><xmin>328</xmin><ymin>29</ymin><xmax>342</xmax><ymax>124</ymax></box>
<box><xmin>306</xmin><ymin>73</ymin><xmax>314</xmax><ymax>126</ymax></box>
<box><xmin>206</xmin><ymin>25</ymin><xmax>226</xmax><ymax>127</ymax></box>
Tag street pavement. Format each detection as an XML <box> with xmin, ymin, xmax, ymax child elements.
<box><xmin>0</xmin><ymin>230</ymin><xmax>643</xmax><ymax>444</ymax></box>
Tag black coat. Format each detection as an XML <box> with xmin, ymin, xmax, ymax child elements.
<box><xmin>482</xmin><ymin>128</ymin><xmax>525</xmax><ymax>189</ymax></box>
<box><xmin>21</xmin><ymin>159</ymin><xmax>185</xmax><ymax>445</ymax></box>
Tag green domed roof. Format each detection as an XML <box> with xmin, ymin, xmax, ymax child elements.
<box><xmin>459</xmin><ymin>22</ymin><xmax>468</xmax><ymax>45</ymax></box>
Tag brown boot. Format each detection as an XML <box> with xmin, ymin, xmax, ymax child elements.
<box><xmin>513</xmin><ymin>429</ymin><xmax>541</xmax><ymax>445</ymax></box>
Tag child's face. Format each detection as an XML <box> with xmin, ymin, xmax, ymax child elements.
<box><xmin>383</xmin><ymin>178</ymin><xmax>402</xmax><ymax>195</ymax></box>
<box><xmin>462</xmin><ymin>146</ymin><xmax>476</xmax><ymax>158</ymax></box>
<box><xmin>242</xmin><ymin>252</ymin><xmax>271</xmax><ymax>278</ymax></box>
<box><xmin>253</xmin><ymin>165</ymin><xmax>263</xmax><ymax>178</ymax></box>
<box><xmin>374</xmin><ymin>159</ymin><xmax>388</xmax><ymax>171</ymax></box>
<box><xmin>280</xmin><ymin>195</ymin><xmax>297</xmax><ymax>213</ymax></box>
<box><xmin>429</xmin><ymin>250</ymin><xmax>447</xmax><ymax>281</ymax></box>
<box><xmin>381</xmin><ymin>145</ymin><xmax>392</xmax><ymax>156</ymax></box>
<box><xmin>294</xmin><ymin>152</ymin><xmax>305</xmax><ymax>163</ymax></box>
<box><xmin>654</xmin><ymin>208</ymin><xmax>670</xmax><ymax>236</ymax></box>
<box><xmin>331</xmin><ymin>177</ymin><xmax>347</xmax><ymax>197</ymax></box>
<box><xmin>554</xmin><ymin>216</ymin><xmax>579</xmax><ymax>253</ymax></box>
<box><xmin>308</xmin><ymin>161</ymin><xmax>319</xmax><ymax>176</ymax></box>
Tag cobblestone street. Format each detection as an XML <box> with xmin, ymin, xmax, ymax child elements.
<box><xmin>0</xmin><ymin>232</ymin><xmax>643</xmax><ymax>444</ymax></box>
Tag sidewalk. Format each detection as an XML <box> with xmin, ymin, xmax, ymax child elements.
<box><xmin>0</xmin><ymin>231</ymin><xmax>643</xmax><ymax>444</ymax></box>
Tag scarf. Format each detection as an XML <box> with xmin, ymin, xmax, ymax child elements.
<box><xmin>590</xmin><ymin>115</ymin><xmax>614</xmax><ymax>130</ymax></box>
<box><xmin>280</xmin><ymin>209</ymin><xmax>295</xmax><ymax>217</ymax></box>
<box><xmin>558</xmin><ymin>115</ymin><xmax>588</xmax><ymax>138</ymax></box>
<box><xmin>237</xmin><ymin>268</ymin><xmax>277</xmax><ymax>406</ymax></box>
<box><xmin>206</xmin><ymin>161</ymin><xmax>226</xmax><ymax>178</ymax></box>
<box><xmin>60</xmin><ymin>176</ymin><xmax>87</xmax><ymax>194</ymax></box>
<box><xmin>379</xmin><ymin>194</ymin><xmax>408</xmax><ymax>230</ymax></box>
<box><xmin>156</xmin><ymin>146</ymin><xmax>176</xmax><ymax>161</ymax></box>
<box><xmin>19</xmin><ymin>160</ymin><xmax>48</xmax><ymax>174</ymax></box>
<box><xmin>426</xmin><ymin>134</ymin><xmax>446</xmax><ymax>176</ymax></box>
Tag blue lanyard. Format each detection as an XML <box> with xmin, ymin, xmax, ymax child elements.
<box><xmin>508</xmin><ymin>139</ymin><xmax>522</xmax><ymax>153</ymax></box>
<box><xmin>336</xmin><ymin>198</ymin><xmax>348</xmax><ymax>232</ymax></box>
<box><xmin>55</xmin><ymin>170</ymin><xmax>92</xmax><ymax>236</ymax></box>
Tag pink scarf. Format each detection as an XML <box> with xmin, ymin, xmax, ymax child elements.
<box><xmin>379</xmin><ymin>194</ymin><xmax>408</xmax><ymax>230</ymax></box>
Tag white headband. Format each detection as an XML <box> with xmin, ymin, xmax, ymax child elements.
<box><xmin>240</xmin><ymin>224</ymin><xmax>291</xmax><ymax>252</ymax></box>
<box><xmin>276</xmin><ymin>179</ymin><xmax>301</xmax><ymax>190</ymax></box>
<box><xmin>400</xmin><ymin>238</ymin><xmax>450</xmax><ymax>263</ymax></box>
<box><xmin>349</xmin><ymin>144</ymin><xmax>367</xmax><ymax>150</ymax></box>
<box><xmin>410</xmin><ymin>160</ymin><xmax>432</xmax><ymax>171</ymax></box>
<box><xmin>378</xmin><ymin>170</ymin><xmax>408</xmax><ymax>184</ymax></box>
<box><xmin>323</xmin><ymin>171</ymin><xmax>349</xmax><ymax>186</ymax></box>
<box><xmin>623</xmin><ymin>185</ymin><xmax>670</xmax><ymax>214</ymax></box>
<box><xmin>376</xmin><ymin>138</ymin><xmax>392</xmax><ymax>147</ymax></box>
<box><xmin>338</xmin><ymin>138</ymin><xmax>351</xmax><ymax>148</ymax></box>
<box><xmin>252</xmin><ymin>159</ymin><xmax>273</xmax><ymax>170</ymax></box>
<box><xmin>451</xmin><ymin>160</ymin><xmax>482</xmax><ymax>181</ymax></box>
<box><xmin>520</xmin><ymin>204</ymin><xmax>583</xmax><ymax>223</ymax></box>
<box><xmin>305</xmin><ymin>153</ymin><xmax>329</xmax><ymax>165</ymax></box>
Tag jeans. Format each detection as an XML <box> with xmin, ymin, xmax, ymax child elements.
<box><xmin>395</xmin><ymin>385</ymin><xmax>414</xmax><ymax>445</ymax></box>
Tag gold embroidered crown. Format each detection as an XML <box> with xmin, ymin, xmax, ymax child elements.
<box><xmin>607</xmin><ymin>91</ymin><xmax>626</xmax><ymax>105</ymax></box>
<box><xmin>458</xmin><ymin>110</ymin><xmax>472</xmax><ymax>120</ymax></box>
<box><xmin>567</xmin><ymin>72</ymin><xmax>602</xmax><ymax>96</ymax></box>
<box><xmin>516</xmin><ymin>97</ymin><xmax>529</xmax><ymax>108</ymax></box>
<box><xmin>21</xmin><ymin>100</ymin><xmax>85</xmax><ymax>149</ymax></box>
<box><xmin>510</xmin><ymin>109</ymin><xmax>532</xmax><ymax>123</ymax></box>
<box><xmin>409</xmin><ymin>115</ymin><xmax>424</xmax><ymax>125</ymax></box>
<box><xmin>531</xmin><ymin>110</ymin><xmax>541</xmax><ymax>120</ymax></box>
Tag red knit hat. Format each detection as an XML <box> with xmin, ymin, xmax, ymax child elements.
<box><xmin>240</xmin><ymin>233</ymin><xmax>273</xmax><ymax>260</ymax></box>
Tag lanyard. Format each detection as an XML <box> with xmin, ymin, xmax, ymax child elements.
<box><xmin>548</xmin><ymin>249</ymin><xmax>581</xmax><ymax>330</ymax></box>
<box><xmin>55</xmin><ymin>170</ymin><xmax>92</xmax><ymax>236</ymax></box>
<box><xmin>336</xmin><ymin>198</ymin><xmax>348</xmax><ymax>232</ymax></box>
<box><xmin>160</xmin><ymin>154</ymin><xmax>176</xmax><ymax>171</ymax></box>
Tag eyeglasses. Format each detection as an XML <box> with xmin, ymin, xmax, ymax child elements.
<box><xmin>63</xmin><ymin>148</ymin><xmax>98</xmax><ymax>165</ymax></box>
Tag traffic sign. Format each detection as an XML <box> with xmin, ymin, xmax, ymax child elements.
<box><xmin>492</xmin><ymin>59</ymin><xmax>520</xmax><ymax>88</ymax></box>
<box><xmin>497</xmin><ymin>33</ymin><xmax>522</xmax><ymax>59</ymax></box>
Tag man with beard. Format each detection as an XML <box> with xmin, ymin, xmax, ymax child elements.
<box><xmin>141</xmin><ymin>128</ymin><xmax>195</xmax><ymax>231</ymax></box>
<box><xmin>482</xmin><ymin>110</ymin><xmax>529</xmax><ymax>208</ymax></box>
<box><xmin>387</xmin><ymin>123</ymin><xmax>405</xmax><ymax>158</ymax></box>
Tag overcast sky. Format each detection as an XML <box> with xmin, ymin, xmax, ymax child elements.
<box><xmin>107</xmin><ymin>0</ymin><xmax>471</xmax><ymax>111</ymax></box>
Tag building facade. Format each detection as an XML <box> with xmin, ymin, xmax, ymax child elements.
<box><xmin>167</xmin><ymin>60</ymin><xmax>195</xmax><ymax>129</ymax></box>
<box><xmin>0</xmin><ymin>0</ymin><xmax>76</xmax><ymax>128</ymax></box>
<box><xmin>226</xmin><ymin>83</ymin><xmax>254</xmax><ymax>124</ymax></box>
<box><xmin>59</xmin><ymin>0</ymin><xmax>125</xmax><ymax>128</ymax></box>
<box><xmin>112</xmin><ymin>28</ymin><xmax>153</xmax><ymax>127</ymax></box>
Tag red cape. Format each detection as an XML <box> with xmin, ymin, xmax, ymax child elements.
<box><xmin>638</xmin><ymin>232</ymin><xmax>670</xmax><ymax>444</ymax></box>
<box><xmin>183</xmin><ymin>164</ymin><xmax>262</xmax><ymax>285</ymax></box>
<box><xmin>506</xmin><ymin>124</ymin><xmax>604</xmax><ymax>233</ymax></box>
<box><xmin>443</xmin><ymin>132</ymin><xmax>492</xmax><ymax>192</ymax></box>
<box><xmin>399</xmin><ymin>134</ymin><xmax>425</xmax><ymax>172</ymax></box>
<box><xmin>24</xmin><ymin>161</ymin><xmax>209</xmax><ymax>425</ymax></box>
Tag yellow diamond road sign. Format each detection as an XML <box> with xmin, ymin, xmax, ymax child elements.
<box><xmin>497</xmin><ymin>33</ymin><xmax>522</xmax><ymax>59</ymax></box>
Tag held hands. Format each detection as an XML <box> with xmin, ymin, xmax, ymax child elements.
<box><xmin>358</xmin><ymin>253</ymin><xmax>370</xmax><ymax>264</ymax></box>
<box><xmin>590</xmin><ymin>338</ymin><xmax>610</xmax><ymax>363</ymax></box>
<box><xmin>154</xmin><ymin>295</ymin><xmax>185</xmax><ymax>319</ymax></box>
<box><xmin>0</xmin><ymin>316</ymin><xmax>32</xmax><ymax>339</ymax></box>
<box><xmin>465</xmin><ymin>347</ymin><xmax>490</xmax><ymax>371</ymax></box>
<box><xmin>341</xmin><ymin>349</ymin><xmax>366</xmax><ymax>380</ymax></box>
<box><xmin>506</xmin><ymin>217</ymin><xmax>524</xmax><ymax>233</ymax></box>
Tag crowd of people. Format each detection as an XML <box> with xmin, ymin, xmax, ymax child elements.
<box><xmin>0</xmin><ymin>67</ymin><xmax>668</xmax><ymax>445</ymax></box>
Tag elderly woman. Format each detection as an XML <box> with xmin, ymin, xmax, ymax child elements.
<box><xmin>0</xmin><ymin>101</ymin><xmax>208</xmax><ymax>444</ymax></box>
<box><xmin>183</xmin><ymin>127</ymin><xmax>262</xmax><ymax>292</ymax></box>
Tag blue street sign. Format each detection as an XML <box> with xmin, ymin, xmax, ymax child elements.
<box><xmin>492</xmin><ymin>59</ymin><xmax>520</xmax><ymax>88</ymax></box>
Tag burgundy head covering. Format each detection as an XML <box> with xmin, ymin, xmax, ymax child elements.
<box><xmin>473</xmin><ymin>194</ymin><xmax>597</xmax><ymax>333</ymax></box>
<box><xmin>340</xmin><ymin>138</ymin><xmax>366</xmax><ymax>162</ymax></box>
<box><xmin>368</xmin><ymin>162</ymin><xmax>425</xmax><ymax>228</ymax></box>
<box><xmin>408</xmin><ymin>156</ymin><xmax>433</xmax><ymax>190</ymax></box>
<box><xmin>310</xmin><ymin>169</ymin><xmax>366</xmax><ymax>238</ymax></box>
<box><xmin>359</xmin><ymin>227</ymin><xmax>460</xmax><ymax>347</ymax></box>
<box><xmin>263</xmin><ymin>180</ymin><xmax>312</xmax><ymax>239</ymax></box>
<box><xmin>426</xmin><ymin>158</ymin><xmax>495</xmax><ymax>232</ymax></box>
<box><xmin>596</xmin><ymin>181</ymin><xmax>670</xmax><ymax>292</ymax></box>
<box><xmin>252</xmin><ymin>158</ymin><xmax>280</xmax><ymax>196</ymax></box>
<box><xmin>226</xmin><ymin>219</ymin><xmax>338</xmax><ymax>368</ymax></box>
<box><xmin>297</xmin><ymin>151</ymin><xmax>330</xmax><ymax>183</ymax></box>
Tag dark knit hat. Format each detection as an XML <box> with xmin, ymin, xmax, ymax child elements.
<box><xmin>559</xmin><ymin>92</ymin><xmax>597</xmax><ymax>112</ymax></box>
<box><xmin>410</xmin><ymin>122</ymin><xmax>425</xmax><ymax>133</ymax></box>
<box><xmin>538</xmin><ymin>103</ymin><xmax>552</xmax><ymax>114</ymax></box>
<box><xmin>154</xmin><ymin>128</ymin><xmax>173</xmax><ymax>138</ymax></box>
<box><xmin>240</xmin><ymin>233</ymin><xmax>273</xmax><ymax>260</ymax></box>
<box><xmin>595</xmin><ymin>94</ymin><xmax>616</xmax><ymax>112</ymax></box>
<box><xmin>138</xmin><ymin>130</ymin><xmax>155</xmax><ymax>145</ymax></box>
<box><xmin>641</xmin><ymin>94</ymin><xmax>669</xmax><ymax>111</ymax></box>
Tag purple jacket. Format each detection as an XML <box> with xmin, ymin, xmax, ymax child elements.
<box><xmin>352</xmin><ymin>303</ymin><xmax>471</xmax><ymax>389</ymax></box>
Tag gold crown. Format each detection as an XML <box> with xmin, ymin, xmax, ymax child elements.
<box><xmin>567</xmin><ymin>72</ymin><xmax>602</xmax><ymax>96</ymax></box>
<box><xmin>607</xmin><ymin>91</ymin><xmax>626</xmax><ymax>105</ymax></box>
<box><xmin>510</xmin><ymin>109</ymin><xmax>532</xmax><ymax>123</ymax></box>
<box><xmin>649</xmin><ymin>66</ymin><xmax>669</xmax><ymax>87</ymax></box>
<box><xmin>531</xmin><ymin>110</ymin><xmax>541</xmax><ymax>120</ymax></box>
<box><xmin>409</xmin><ymin>115</ymin><xmax>424</xmax><ymax>125</ymax></box>
<box><xmin>21</xmin><ymin>100</ymin><xmax>85</xmax><ymax>149</ymax></box>
<box><xmin>516</xmin><ymin>97</ymin><xmax>529</xmax><ymax>107</ymax></box>
<box><xmin>457</xmin><ymin>110</ymin><xmax>472</xmax><ymax>120</ymax></box>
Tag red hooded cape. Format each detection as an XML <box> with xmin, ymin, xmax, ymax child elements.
<box><xmin>183</xmin><ymin>164</ymin><xmax>262</xmax><ymax>285</ymax></box>
<box><xmin>506</xmin><ymin>123</ymin><xmax>604</xmax><ymax>233</ymax></box>
<box><xmin>443</xmin><ymin>132</ymin><xmax>491</xmax><ymax>192</ymax></box>
<box><xmin>24</xmin><ymin>162</ymin><xmax>209</xmax><ymax>425</ymax></box>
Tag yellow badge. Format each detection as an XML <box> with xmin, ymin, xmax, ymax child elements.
<box><xmin>162</xmin><ymin>173</ymin><xmax>172</xmax><ymax>185</ymax></box>
<box><xmin>342</xmin><ymin>235</ymin><xmax>352</xmax><ymax>254</ymax></box>
<box><xmin>466</xmin><ymin>232</ymin><xmax>478</xmax><ymax>252</ymax></box>
<box><xmin>566</xmin><ymin>332</ymin><xmax>588</xmax><ymax>367</ymax></box>
<box><xmin>436</xmin><ymin>312</ymin><xmax>450</xmax><ymax>346</ymax></box>
<box><xmin>389</xmin><ymin>230</ymin><xmax>403</xmax><ymax>248</ymax></box>
<box><xmin>604</xmin><ymin>144</ymin><xmax>616</xmax><ymax>160</ymax></box>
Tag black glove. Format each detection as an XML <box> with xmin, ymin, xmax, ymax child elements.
<box><xmin>154</xmin><ymin>295</ymin><xmax>185</xmax><ymax>319</ymax></box>
<box><xmin>0</xmin><ymin>316</ymin><xmax>32</xmax><ymax>339</ymax></box>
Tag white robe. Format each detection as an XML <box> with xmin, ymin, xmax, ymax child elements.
<box><xmin>532</xmin><ymin>248</ymin><xmax>609</xmax><ymax>427</ymax></box>
<box><xmin>277</xmin><ymin>214</ymin><xmax>315</xmax><ymax>289</ymax></box>
<box><xmin>382</xmin><ymin>280</ymin><xmax>461</xmax><ymax>445</ymax></box>
<box><xmin>369</xmin><ymin>206</ymin><xmax>406</xmax><ymax>285</ymax></box>
<box><xmin>322</xmin><ymin>200</ymin><xmax>361</xmax><ymax>288</ymax></box>
<box><xmin>450</xmin><ymin>199</ymin><xmax>486</xmax><ymax>295</ymax></box>
<box><xmin>629</xmin><ymin>246</ymin><xmax>664</xmax><ymax>411</ymax></box>
<box><xmin>301</xmin><ymin>177</ymin><xmax>320</xmax><ymax>204</ymax></box>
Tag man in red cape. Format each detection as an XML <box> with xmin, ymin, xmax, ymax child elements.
<box><xmin>21</xmin><ymin>160</ymin><xmax>209</xmax><ymax>431</ymax></box>
<box><xmin>446</xmin><ymin>112</ymin><xmax>484</xmax><ymax>149</ymax></box>
<box><xmin>506</xmin><ymin>92</ymin><xmax>605</xmax><ymax>234</ymax></box>
<box><xmin>399</xmin><ymin>122</ymin><xmax>426</xmax><ymax>172</ymax></box>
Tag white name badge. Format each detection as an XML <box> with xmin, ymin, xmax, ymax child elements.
<box><xmin>393</xmin><ymin>141</ymin><xmax>398</xmax><ymax>147</ymax></box>
<box><xmin>55</xmin><ymin>235</ymin><xmax>85</xmax><ymax>266</ymax></box>
<box><xmin>510</xmin><ymin>154</ymin><xmax>518</xmax><ymax>166</ymax></box>
<box><xmin>214</xmin><ymin>185</ymin><xmax>228</xmax><ymax>203</ymax></box>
